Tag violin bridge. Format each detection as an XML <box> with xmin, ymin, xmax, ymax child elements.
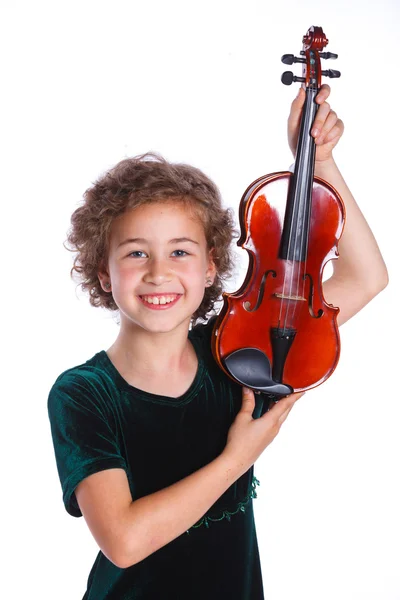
<box><xmin>274</xmin><ymin>293</ymin><xmax>306</xmax><ymax>301</ymax></box>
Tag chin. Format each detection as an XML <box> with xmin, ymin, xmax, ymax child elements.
<box><xmin>144</xmin><ymin>321</ymin><xmax>191</xmax><ymax>335</ymax></box>
<box><xmin>126</xmin><ymin>313</ymin><xmax>193</xmax><ymax>335</ymax></box>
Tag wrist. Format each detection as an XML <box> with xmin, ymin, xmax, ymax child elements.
<box><xmin>314</xmin><ymin>156</ymin><xmax>337</xmax><ymax>177</ymax></box>
<box><xmin>218</xmin><ymin>450</ymin><xmax>248</xmax><ymax>482</ymax></box>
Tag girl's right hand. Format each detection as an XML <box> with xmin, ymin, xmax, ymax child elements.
<box><xmin>222</xmin><ymin>387</ymin><xmax>304</xmax><ymax>477</ymax></box>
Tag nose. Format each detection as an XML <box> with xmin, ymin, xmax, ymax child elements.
<box><xmin>142</xmin><ymin>256</ymin><xmax>172</xmax><ymax>285</ymax></box>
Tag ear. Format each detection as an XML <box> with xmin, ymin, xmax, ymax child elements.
<box><xmin>206</xmin><ymin>248</ymin><xmax>217</xmax><ymax>283</ymax></box>
<box><xmin>97</xmin><ymin>264</ymin><xmax>111</xmax><ymax>293</ymax></box>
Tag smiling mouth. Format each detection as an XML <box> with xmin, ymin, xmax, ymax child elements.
<box><xmin>138</xmin><ymin>294</ymin><xmax>182</xmax><ymax>309</ymax></box>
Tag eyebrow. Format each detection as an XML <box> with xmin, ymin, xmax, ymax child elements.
<box><xmin>117</xmin><ymin>237</ymin><xmax>199</xmax><ymax>248</ymax></box>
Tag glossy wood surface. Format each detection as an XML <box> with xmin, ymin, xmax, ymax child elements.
<box><xmin>212</xmin><ymin>172</ymin><xmax>345</xmax><ymax>392</ymax></box>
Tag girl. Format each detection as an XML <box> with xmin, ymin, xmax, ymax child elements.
<box><xmin>48</xmin><ymin>85</ymin><xmax>388</xmax><ymax>599</ymax></box>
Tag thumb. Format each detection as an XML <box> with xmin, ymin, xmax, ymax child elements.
<box><xmin>241</xmin><ymin>387</ymin><xmax>256</xmax><ymax>413</ymax></box>
<box><xmin>290</xmin><ymin>87</ymin><xmax>306</xmax><ymax>119</ymax></box>
<box><xmin>288</xmin><ymin>87</ymin><xmax>306</xmax><ymax>153</ymax></box>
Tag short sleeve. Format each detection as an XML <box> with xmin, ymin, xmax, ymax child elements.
<box><xmin>47</xmin><ymin>372</ymin><xmax>127</xmax><ymax>517</ymax></box>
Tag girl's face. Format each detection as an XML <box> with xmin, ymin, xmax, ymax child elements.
<box><xmin>99</xmin><ymin>201</ymin><xmax>216</xmax><ymax>335</ymax></box>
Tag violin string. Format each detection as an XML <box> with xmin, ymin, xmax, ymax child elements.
<box><xmin>281</xmin><ymin>139</ymin><xmax>299</xmax><ymax>334</ymax></box>
<box><xmin>290</xmin><ymin>90</ymin><xmax>309</xmax><ymax>328</ymax></box>
<box><xmin>299</xmin><ymin>87</ymin><xmax>319</xmax><ymax>320</ymax></box>
<box><xmin>281</xmin><ymin>101</ymin><xmax>304</xmax><ymax>333</ymax></box>
<box><xmin>296</xmin><ymin>88</ymin><xmax>316</xmax><ymax>325</ymax></box>
<box><xmin>287</xmin><ymin>86</ymin><xmax>317</xmax><ymax>331</ymax></box>
<box><xmin>283</xmin><ymin>87</ymin><xmax>313</xmax><ymax>333</ymax></box>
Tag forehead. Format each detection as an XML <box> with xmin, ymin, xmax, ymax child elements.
<box><xmin>110</xmin><ymin>201</ymin><xmax>206</xmax><ymax>246</ymax></box>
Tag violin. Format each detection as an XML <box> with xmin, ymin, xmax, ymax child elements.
<box><xmin>212</xmin><ymin>26</ymin><xmax>345</xmax><ymax>417</ymax></box>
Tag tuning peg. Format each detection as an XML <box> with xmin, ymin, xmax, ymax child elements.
<box><xmin>281</xmin><ymin>54</ymin><xmax>306</xmax><ymax>65</ymax></box>
<box><xmin>281</xmin><ymin>71</ymin><xmax>306</xmax><ymax>85</ymax></box>
<box><xmin>320</xmin><ymin>52</ymin><xmax>338</xmax><ymax>60</ymax></box>
<box><xmin>321</xmin><ymin>69</ymin><xmax>341</xmax><ymax>78</ymax></box>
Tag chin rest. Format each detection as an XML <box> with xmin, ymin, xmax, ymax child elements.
<box><xmin>224</xmin><ymin>347</ymin><xmax>293</xmax><ymax>397</ymax></box>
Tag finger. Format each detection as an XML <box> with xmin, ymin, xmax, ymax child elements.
<box><xmin>277</xmin><ymin>403</ymin><xmax>296</xmax><ymax>425</ymax></box>
<box><xmin>315</xmin><ymin>130</ymin><xmax>342</xmax><ymax>148</ymax></box>
<box><xmin>289</xmin><ymin>87</ymin><xmax>306</xmax><ymax>118</ymax></box>
<box><xmin>317</xmin><ymin>134</ymin><xmax>342</xmax><ymax>152</ymax></box>
<box><xmin>315</xmin><ymin>84</ymin><xmax>331</xmax><ymax>104</ymax></box>
<box><xmin>277</xmin><ymin>391</ymin><xmax>305</xmax><ymax>424</ymax></box>
<box><xmin>315</xmin><ymin>119</ymin><xmax>344</xmax><ymax>150</ymax></box>
<box><xmin>264</xmin><ymin>392</ymin><xmax>304</xmax><ymax>421</ymax></box>
<box><xmin>311</xmin><ymin>101</ymin><xmax>331</xmax><ymax>138</ymax></box>
<box><xmin>323</xmin><ymin>119</ymin><xmax>344</xmax><ymax>144</ymax></box>
<box><xmin>314</xmin><ymin>110</ymin><xmax>338</xmax><ymax>144</ymax></box>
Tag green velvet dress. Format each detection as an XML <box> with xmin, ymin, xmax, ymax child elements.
<box><xmin>47</xmin><ymin>317</ymin><xmax>265</xmax><ymax>599</ymax></box>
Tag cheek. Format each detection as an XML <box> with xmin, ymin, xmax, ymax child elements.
<box><xmin>110</xmin><ymin>262</ymin><xmax>140</xmax><ymax>291</ymax></box>
<box><xmin>181</xmin><ymin>260</ymin><xmax>207</xmax><ymax>282</ymax></box>
<box><xmin>112</xmin><ymin>258</ymin><xmax>140</xmax><ymax>276</ymax></box>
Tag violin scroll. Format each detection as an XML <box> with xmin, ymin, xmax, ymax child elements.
<box><xmin>281</xmin><ymin>25</ymin><xmax>341</xmax><ymax>87</ymax></box>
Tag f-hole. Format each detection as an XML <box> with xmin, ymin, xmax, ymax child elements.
<box><xmin>303</xmin><ymin>273</ymin><xmax>324</xmax><ymax>318</ymax></box>
<box><xmin>243</xmin><ymin>270</ymin><xmax>276</xmax><ymax>312</ymax></box>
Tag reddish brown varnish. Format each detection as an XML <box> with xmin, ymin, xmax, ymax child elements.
<box><xmin>212</xmin><ymin>172</ymin><xmax>345</xmax><ymax>393</ymax></box>
<box><xmin>212</xmin><ymin>26</ymin><xmax>345</xmax><ymax>399</ymax></box>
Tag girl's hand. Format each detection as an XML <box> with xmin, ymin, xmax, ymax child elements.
<box><xmin>223</xmin><ymin>387</ymin><xmax>304</xmax><ymax>476</ymax></box>
<box><xmin>287</xmin><ymin>84</ymin><xmax>344</xmax><ymax>164</ymax></box>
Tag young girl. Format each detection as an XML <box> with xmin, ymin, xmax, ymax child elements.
<box><xmin>48</xmin><ymin>85</ymin><xmax>388</xmax><ymax>599</ymax></box>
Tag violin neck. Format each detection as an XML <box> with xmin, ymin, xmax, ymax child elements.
<box><xmin>280</xmin><ymin>87</ymin><xmax>319</xmax><ymax>262</ymax></box>
<box><xmin>294</xmin><ymin>87</ymin><xmax>319</xmax><ymax>177</ymax></box>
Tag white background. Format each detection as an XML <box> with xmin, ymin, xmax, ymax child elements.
<box><xmin>2</xmin><ymin>1</ymin><xmax>399</xmax><ymax>598</ymax></box>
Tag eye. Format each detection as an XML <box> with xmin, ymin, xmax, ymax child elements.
<box><xmin>128</xmin><ymin>250</ymin><xmax>148</xmax><ymax>258</ymax></box>
<box><xmin>171</xmin><ymin>249</ymin><xmax>189</xmax><ymax>257</ymax></box>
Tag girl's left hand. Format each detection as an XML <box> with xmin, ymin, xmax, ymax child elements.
<box><xmin>287</xmin><ymin>84</ymin><xmax>344</xmax><ymax>163</ymax></box>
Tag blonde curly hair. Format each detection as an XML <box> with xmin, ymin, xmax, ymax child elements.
<box><xmin>65</xmin><ymin>152</ymin><xmax>237</xmax><ymax>323</ymax></box>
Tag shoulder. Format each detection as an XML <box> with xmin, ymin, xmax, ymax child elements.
<box><xmin>189</xmin><ymin>315</ymin><xmax>237</xmax><ymax>386</ymax></box>
<box><xmin>188</xmin><ymin>315</ymin><xmax>219</xmax><ymax>366</ymax></box>
<box><xmin>189</xmin><ymin>315</ymin><xmax>218</xmax><ymax>345</ymax></box>
<box><xmin>47</xmin><ymin>352</ymin><xmax>116</xmax><ymax>419</ymax></box>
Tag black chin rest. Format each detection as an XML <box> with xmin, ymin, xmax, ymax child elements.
<box><xmin>224</xmin><ymin>347</ymin><xmax>293</xmax><ymax>397</ymax></box>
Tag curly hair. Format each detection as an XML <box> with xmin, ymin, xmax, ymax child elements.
<box><xmin>65</xmin><ymin>152</ymin><xmax>237</xmax><ymax>323</ymax></box>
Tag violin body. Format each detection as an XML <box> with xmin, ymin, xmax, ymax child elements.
<box><xmin>212</xmin><ymin>171</ymin><xmax>345</xmax><ymax>393</ymax></box>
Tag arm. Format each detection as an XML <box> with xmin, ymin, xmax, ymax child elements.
<box><xmin>288</xmin><ymin>86</ymin><xmax>388</xmax><ymax>326</ymax></box>
<box><xmin>75</xmin><ymin>390</ymin><xmax>300</xmax><ymax>569</ymax></box>
<box><xmin>314</xmin><ymin>157</ymin><xmax>388</xmax><ymax>326</ymax></box>
<box><xmin>76</xmin><ymin>454</ymin><xmax>237</xmax><ymax>569</ymax></box>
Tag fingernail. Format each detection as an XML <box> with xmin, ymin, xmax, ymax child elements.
<box><xmin>312</xmin><ymin>128</ymin><xmax>319</xmax><ymax>137</ymax></box>
<box><xmin>243</xmin><ymin>387</ymin><xmax>250</xmax><ymax>394</ymax></box>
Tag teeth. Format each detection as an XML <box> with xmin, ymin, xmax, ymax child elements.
<box><xmin>141</xmin><ymin>295</ymin><xmax>177</xmax><ymax>305</ymax></box>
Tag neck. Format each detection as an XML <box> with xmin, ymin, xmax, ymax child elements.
<box><xmin>280</xmin><ymin>86</ymin><xmax>318</xmax><ymax>262</ymax></box>
<box><xmin>107</xmin><ymin>318</ymin><xmax>193</xmax><ymax>375</ymax></box>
